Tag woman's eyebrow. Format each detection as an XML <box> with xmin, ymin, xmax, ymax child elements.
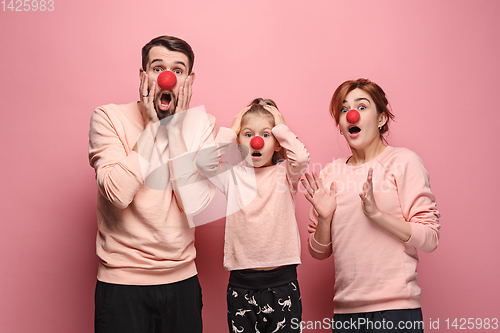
<box><xmin>355</xmin><ymin>97</ymin><xmax>371</xmax><ymax>103</ymax></box>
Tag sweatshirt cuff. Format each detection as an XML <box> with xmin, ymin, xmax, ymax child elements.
<box><xmin>405</xmin><ymin>222</ymin><xmax>439</xmax><ymax>253</ymax></box>
<box><xmin>271</xmin><ymin>124</ymin><xmax>290</xmax><ymax>138</ymax></box>
<box><xmin>308</xmin><ymin>233</ymin><xmax>332</xmax><ymax>255</ymax></box>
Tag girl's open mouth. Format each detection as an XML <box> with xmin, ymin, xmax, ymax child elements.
<box><xmin>252</xmin><ymin>152</ymin><xmax>262</xmax><ymax>159</ymax></box>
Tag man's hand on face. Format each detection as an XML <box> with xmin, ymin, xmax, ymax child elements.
<box><xmin>139</xmin><ymin>70</ymin><xmax>159</xmax><ymax>128</ymax></box>
<box><xmin>175</xmin><ymin>74</ymin><xmax>193</xmax><ymax>114</ymax></box>
<box><xmin>164</xmin><ymin>75</ymin><xmax>193</xmax><ymax>136</ymax></box>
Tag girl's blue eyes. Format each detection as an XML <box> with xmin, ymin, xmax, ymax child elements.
<box><xmin>244</xmin><ymin>133</ymin><xmax>270</xmax><ymax>138</ymax></box>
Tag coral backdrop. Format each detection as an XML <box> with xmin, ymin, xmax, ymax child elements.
<box><xmin>1</xmin><ymin>1</ymin><xmax>499</xmax><ymax>332</ymax></box>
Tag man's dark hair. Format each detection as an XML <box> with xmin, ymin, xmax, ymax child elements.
<box><xmin>141</xmin><ymin>36</ymin><xmax>195</xmax><ymax>74</ymax></box>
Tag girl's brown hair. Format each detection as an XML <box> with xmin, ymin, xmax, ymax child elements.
<box><xmin>240</xmin><ymin>98</ymin><xmax>287</xmax><ymax>164</ymax></box>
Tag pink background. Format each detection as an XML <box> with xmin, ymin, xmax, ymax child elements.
<box><xmin>1</xmin><ymin>0</ymin><xmax>499</xmax><ymax>331</ymax></box>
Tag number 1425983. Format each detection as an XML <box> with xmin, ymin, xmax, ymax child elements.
<box><xmin>2</xmin><ymin>0</ymin><xmax>54</xmax><ymax>11</ymax></box>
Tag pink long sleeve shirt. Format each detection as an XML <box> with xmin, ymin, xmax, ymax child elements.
<box><xmin>88</xmin><ymin>102</ymin><xmax>215</xmax><ymax>285</ymax></box>
<box><xmin>196</xmin><ymin>125</ymin><xmax>310</xmax><ymax>271</ymax></box>
<box><xmin>308</xmin><ymin>146</ymin><xmax>440</xmax><ymax>314</ymax></box>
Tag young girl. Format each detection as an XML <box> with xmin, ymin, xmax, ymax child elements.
<box><xmin>301</xmin><ymin>79</ymin><xmax>440</xmax><ymax>333</ymax></box>
<box><xmin>196</xmin><ymin>98</ymin><xmax>309</xmax><ymax>333</ymax></box>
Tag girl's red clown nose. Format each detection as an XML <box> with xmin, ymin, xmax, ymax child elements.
<box><xmin>250</xmin><ymin>136</ymin><xmax>264</xmax><ymax>150</ymax></box>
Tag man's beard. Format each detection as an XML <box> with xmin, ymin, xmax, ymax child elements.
<box><xmin>154</xmin><ymin>91</ymin><xmax>177</xmax><ymax>121</ymax></box>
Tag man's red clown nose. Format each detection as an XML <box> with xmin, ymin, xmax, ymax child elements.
<box><xmin>346</xmin><ymin>109</ymin><xmax>360</xmax><ymax>124</ymax></box>
<box><xmin>157</xmin><ymin>71</ymin><xmax>177</xmax><ymax>90</ymax></box>
<box><xmin>250</xmin><ymin>136</ymin><xmax>264</xmax><ymax>150</ymax></box>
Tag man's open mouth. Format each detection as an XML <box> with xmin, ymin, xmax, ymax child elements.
<box><xmin>159</xmin><ymin>92</ymin><xmax>172</xmax><ymax>111</ymax></box>
<box><xmin>348</xmin><ymin>126</ymin><xmax>361</xmax><ymax>134</ymax></box>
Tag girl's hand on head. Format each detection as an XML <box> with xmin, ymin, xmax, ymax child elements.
<box><xmin>264</xmin><ymin>105</ymin><xmax>286</xmax><ymax>126</ymax></box>
<box><xmin>301</xmin><ymin>172</ymin><xmax>337</xmax><ymax>220</ymax></box>
<box><xmin>230</xmin><ymin>106</ymin><xmax>251</xmax><ymax>135</ymax></box>
<box><xmin>359</xmin><ymin>168</ymin><xmax>381</xmax><ymax>219</ymax></box>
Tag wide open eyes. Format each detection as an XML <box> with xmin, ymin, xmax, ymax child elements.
<box><xmin>153</xmin><ymin>67</ymin><xmax>183</xmax><ymax>75</ymax></box>
<box><xmin>243</xmin><ymin>132</ymin><xmax>270</xmax><ymax>138</ymax></box>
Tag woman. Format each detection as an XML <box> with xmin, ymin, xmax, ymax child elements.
<box><xmin>301</xmin><ymin>78</ymin><xmax>440</xmax><ymax>332</ymax></box>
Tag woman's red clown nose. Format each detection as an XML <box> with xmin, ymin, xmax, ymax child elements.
<box><xmin>346</xmin><ymin>109</ymin><xmax>360</xmax><ymax>124</ymax></box>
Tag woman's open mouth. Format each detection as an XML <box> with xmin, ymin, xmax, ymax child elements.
<box><xmin>348</xmin><ymin>126</ymin><xmax>361</xmax><ymax>138</ymax></box>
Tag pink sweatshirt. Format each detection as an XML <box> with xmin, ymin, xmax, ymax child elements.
<box><xmin>196</xmin><ymin>125</ymin><xmax>310</xmax><ymax>271</ymax></box>
<box><xmin>88</xmin><ymin>102</ymin><xmax>215</xmax><ymax>285</ymax></box>
<box><xmin>308</xmin><ymin>146</ymin><xmax>440</xmax><ymax>313</ymax></box>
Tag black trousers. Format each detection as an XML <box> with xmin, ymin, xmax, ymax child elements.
<box><xmin>95</xmin><ymin>275</ymin><xmax>203</xmax><ymax>333</ymax></box>
<box><xmin>227</xmin><ymin>265</ymin><xmax>302</xmax><ymax>333</ymax></box>
<box><xmin>332</xmin><ymin>308</ymin><xmax>424</xmax><ymax>333</ymax></box>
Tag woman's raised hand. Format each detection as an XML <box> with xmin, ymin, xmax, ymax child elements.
<box><xmin>301</xmin><ymin>172</ymin><xmax>337</xmax><ymax>220</ymax></box>
<box><xmin>359</xmin><ymin>167</ymin><xmax>381</xmax><ymax>219</ymax></box>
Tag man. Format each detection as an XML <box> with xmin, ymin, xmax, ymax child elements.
<box><xmin>89</xmin><ymin>36</ymin><xmax>215</xmax><ymax>333</ymax></box>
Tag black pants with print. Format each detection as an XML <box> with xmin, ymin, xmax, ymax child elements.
<box><xmin>227</xmin><ymin>265</ymin><xmax>302</xmax><ymax>333</ymax></box>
